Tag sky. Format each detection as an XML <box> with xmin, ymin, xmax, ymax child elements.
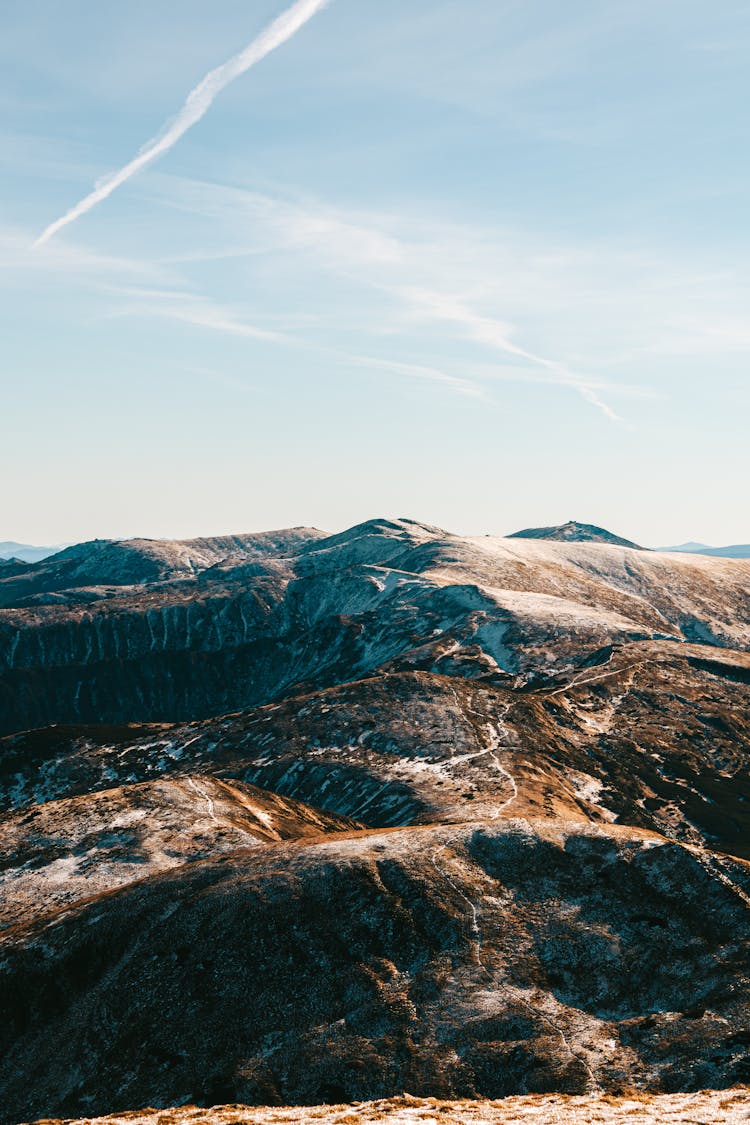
<box><xmin>2</xmin><ymin>0</ymin><xmax>749</xmax><ymax>548</ymax></box>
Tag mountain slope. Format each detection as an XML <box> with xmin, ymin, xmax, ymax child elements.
<box><xmin>2</xmin><ymin>517</ymin><xmax>750</xmax><ymax>1123</ymax></box>
<box><xmin>3</xmin><ymin>640</ymin><xmax>749</xmax><ymax>859</ymax></box>
<box><xmin>0</xmin><ymin>777</ymin><xmax>358</xmax><ymax>931</ymax></box>
<box><xmin>2</xmin><ymin>819</ymin><xmax>749</xmax><ymax>1121</ymax></box>
<box><xmin>1</xmin><ymin>519</ymin><xmax>748</xmax><ymax>736</ymax></box>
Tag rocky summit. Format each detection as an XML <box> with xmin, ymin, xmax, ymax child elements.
<box><xmin>1</xmin><ymin>518</ymin><xmax>749</xmax><ymax>1125</ymax></box>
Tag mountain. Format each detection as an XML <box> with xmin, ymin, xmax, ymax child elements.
<box><xmin>508</xmin><ymin>521</ymin><xmax>643</xmax><ymax>549</ymax></box>
<box><xmin>4</xmin><ymin>817</ymin><xmax>749</xmax><ymax>1120</ymax></box>
<box><xmin>2</xmin><ymin>516</ymin><xmax>748</xmax><ymax>736</ymax></box>
<box><xmin>1</xmin><ymin>517</ymin><xmax>749</xmax><ymax>1122</ymax></box>
<box><xmin>0</xmin><ymin>541</ymin><xmax>67</xmax><ymax>563</ymax></box>
<box><xmin>5</xmin><ymin>638</ymin><xmax>748</xmax><ymax>859</ymax></box>
<box><xmin>661</xmin><ymin>542</ymin><xmax>750</xmax><ymax>559</ymax></box>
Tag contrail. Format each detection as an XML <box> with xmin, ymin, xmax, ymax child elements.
<box><xmin>33</xmin><ymin>0</ymin><xmax>329</xmax><ymax>247</ymax></box>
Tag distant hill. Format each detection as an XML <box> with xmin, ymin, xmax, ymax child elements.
<box><xmin>660</xmin><ymin>541</ymin><xmax>750</xmax><ymax>559</ymax></box>
<box><xmin>508</xmin><ymin>520</ymin><xmax>643</xmax><ymax>550</ymax></box>
<box><xmin>0</xmin><ymin>541</ymin><xmax>67</xmax><ymax>563</ymax></box>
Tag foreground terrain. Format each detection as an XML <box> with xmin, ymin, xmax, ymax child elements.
<box><xmin>28</xmin><ymin>1088</ymin><xmax>750</xmax><ymax>1124</ymax></box>
<box><xmin>1</xmin><ymin>519</ymin><xmax>749</xmax><ymax>1123</ymax></box>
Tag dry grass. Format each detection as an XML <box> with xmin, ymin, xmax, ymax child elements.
<box><xmin>29</xmin><ymin>1089</ymin><xmax>750</xmax><ymax>1125</ymax></box>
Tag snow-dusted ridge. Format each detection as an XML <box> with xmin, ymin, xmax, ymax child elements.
<box><xmin>0</xmin><ymin>517</ymin><xmax>748</xmax><ymax>734</ymax></box>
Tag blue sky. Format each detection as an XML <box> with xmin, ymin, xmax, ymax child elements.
<box><xmin>2</xmin><ymin>0</ymin><xmax>749</xmax><ymax>546</ymax></box>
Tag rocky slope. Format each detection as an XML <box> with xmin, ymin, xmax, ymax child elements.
<box><xmin>1</xmin><ymin>518</ymin><xmax>749</xmax><ymax>1124</ymax></box>
<box><xmin>3</xmin><ymin>640</ymin><xmax>748</xmax><ymax>858</ymax></box>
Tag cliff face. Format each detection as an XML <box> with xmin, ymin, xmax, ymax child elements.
<box><xmin>1</xmin><ymin>518</ymin><xmax>748</xmax><ymax>735</ymax></box>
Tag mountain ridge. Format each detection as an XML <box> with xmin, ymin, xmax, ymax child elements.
<box><xmin>661</xmin><ymin>541</ymin><xmax>750</xmax><ymax>559</ymax></box>
<box><xmin>0</xmin><ymin>541</ymin><xmax>67</xmax><ymax>564</ymax></box>
<box><xmin>1</xmin><ymin>515</ymin><xmax>749</xmax><ymax>1121</ymax></box>
<box><xmin>1</xmin><ymin>517</ymin><xmax>748</xmax><ymax>735</ymax></box>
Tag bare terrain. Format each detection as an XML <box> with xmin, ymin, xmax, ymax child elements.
<box><xmin>1</xmin><ymin>518</ymin><xmax>749</xmax><ymax>1125</ymax></box>
<box><xmin>27</xmin><ymin>1088</ymin><xmax>750</xmax><ymax>1124</ymax></box>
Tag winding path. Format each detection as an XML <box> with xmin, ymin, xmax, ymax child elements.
<box><xmin>461</xmin><ymin>694</ymin><xmax>519</xmax><ymax>818</ymax></box>
<box><xmin>186</xmin><ymin>777</ymin><xmax>219</xmax><ymax>826</ymax></box>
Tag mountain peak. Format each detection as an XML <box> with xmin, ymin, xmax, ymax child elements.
<box><xmin>507</xmin><ymin>520</ymin><xmax>643</xmax><ymax>549</ymax></box>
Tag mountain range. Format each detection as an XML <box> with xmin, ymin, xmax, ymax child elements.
<box><xmin>660</xmin><ymin>541</ymin><xmax>750</xmax><ymax>559</ymax></box>
<box><xmin>4</xmin><ymin>521</ymin><xmax>749</xmax><ymax>567</ymax></box>
<box><xmin>0</xmin><ymin>540</ymin><xmax>68</xmax><ymax>564</ymax></box>
<box><xmin>0</xmin><ymin>517</ymin><xmax>749</xmax><ymax>1123</ymax></box>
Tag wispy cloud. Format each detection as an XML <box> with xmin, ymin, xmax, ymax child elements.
<box><xmin>18</xmin><ymin>158</ymin><xmax>696</xmax><ymax>420</ymax></box>
<box><xmin>0</xmin><ymin>225</ymin><xmax>168</xmax><ymax>287</ymax></box>
<box><xmin>157</xmin><ymin>179</ymin><xmax>625</xmax><ymax>416</ymax></box>
<box><xmin>398</xmin><ymin>287</ymin><xmax>622</xmax><ymax>420</ymax></box>
<box><xmin>92</xmin><ymin>174</ymin><xmax>665</xmax><ymax>418</ymax></box>
<box><xmin>101</xmin><ymin>281</ymin><xmax>483</xmax><ymax>398</ymax></box>
<box><xmin>32</xmin><ymin>0</ymin><xmax>329</xmax><ymax>247</ymax></box>
<box><xmin>342</xmin><ymin>353</ymin><xmax>483</xmax><ymax>399</ymax></box>
<box><xmin>97</xmin><ymin>283</ymin><xmax>290</xmax><ymax>343</ymax></box>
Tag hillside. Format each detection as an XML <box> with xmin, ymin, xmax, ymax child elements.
<box><xmin>1</xmin><ymin>518</ymin><xmax>749</xmax><ymax>1123</ymax></box>
<box><xmin>4</xmin><ymin>819</ymin><xmax>750</xmax><ymax>1121</ymax></box>
<box><xmin>0</xmin><ymin>777</ymin><xmax>358</xmax><ymax>930</ymax></box>
<box><xmin>1</xmin><ymin>518</ymin><xmax>748</xmax><ymax>736</ymax></box>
